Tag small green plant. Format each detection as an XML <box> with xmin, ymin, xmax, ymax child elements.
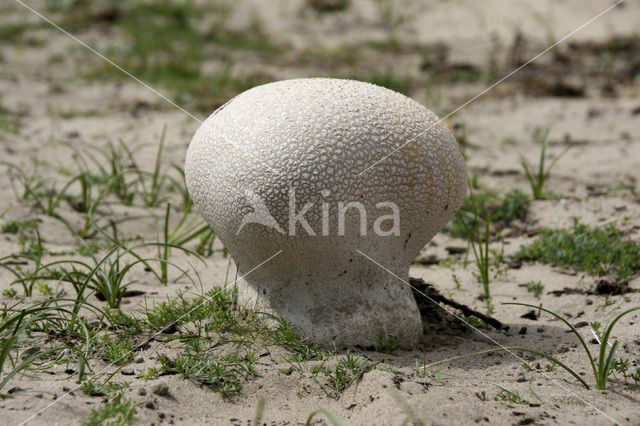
<box><xmin>376</xmin><ymin>332</ymin><xmax>397</xmax><ymax>355</ymax></box>
<box><xmin>505</xmin><ymin>303</ymin><xmax>640</xmax><ymax>390</ymax></box>
<box><xmin>137</xmin><ymin>367</ymin><xmax>160</xmax><ymax>380</ymax></box>
<box><xmin>81</xmin><ymin>380</ymin><xmax>129</xmax><ymax>397</ymax></box>
<box><xmin>0</xmin><ymin>301</ymin><xmax>82</xmax><ymax>394</ymax></box>
<box><xmin>82</xmin><ymin>392</ymin><xmax>136</xmax><ymax>426</ymax></box>
<box><xmin>1</xmin><ymin>219</ymin><xmax>38</xmax><ymax>234</ymax></box>
<box><xmin>484</xmin><ymin>298</ymin><xmax>495</xmax><ymax>314</ymax></box>
<box><xmin>520</xmin><ymin>127</ymin><xmax>571</xmax><ymax>199</ymax></box>
<box><xmin>146</xmin><ymin>287</ymin><xmax>239</xmax><ymax>336</ymax></box>
<box><xmin>613</xmin><ymin>359</ymin><xmax>640</xmax><ymax>385</ymax></box>
<box><xmin>423</xmin><ymin>303</ymin><xmax>640</xmax><ymax>390</ymax></box>
<box><xmin>489</xmin><ymin>246</ymin><xmax>509</xmax><ymax>279</ymax></box>
<box><xmin>101</xmin><ymin>338</ymin><xmax>135</xmax><ymax>366</ymax></box>
<box><xmin>271</xmin><ymin>317</ymin><xmax>323</xmax><ymax>362</ymax></box>
<box><xmin>35</xmin><ymin>281</ymin><xmax>54</xmax><ymax>296</ymax></box>
<box><xmin>438</xmin><ymin>256</ymin><xmax>457</xmax><ymax>268</ymax></box>
<box><xmin>516</xmin><ymin>220</ymin><xmax>640</xmax><ymax>279</ymax></box>
<box><xmin>524</xmin><ymin>280</ymin><xmax>544</xmax><ymax>295</ymax></box>
<box><xmin>2</xmin><ymin>288</ymin><xmax>17</xmax><ymax>297</ymax></box>
<box><xmin>494</xmin><ymin>385</ymin><xmax>527</xmax><ymax>404</ymax></box>
<box><xmin>449</xmin><ymin>189</ymin><xmax>529</xmax><ymax>238</ymax></box>
<box><xmin>464</xmin><ymin>213</ymin><xmax>491</xmax><ymax>297</ymax></box>
<box><xmin>321</xmin><ymin>353</ymin><xmax>371</xmax><ymax>398</ymax></box>
<box><xmin>0</xmin><ymin>232</ymin><xmax>51</xmax><ymax>297</ymax></box>
<box><xmin>460</xmin><ymin>315</ymin><xmax>490</xmax><ymax>330</ymax></box>
<box><xmin>457</xmin><ymin>179</ymin><xmax>496</xmax><ymax>300</ymax></box>
<box><xmin>160</xmin><ymin>346</ymin><xmax>258</xmax><ymax>396</ymax></box>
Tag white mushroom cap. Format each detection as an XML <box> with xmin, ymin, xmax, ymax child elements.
<box><xmin>185</xmin><ymin>78</ymin><xmax>466</xmax><ymax>348</ymax></box>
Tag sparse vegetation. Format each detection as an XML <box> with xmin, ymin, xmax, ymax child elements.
<box><xmin>524</xmin><ymin>280</ymin><xmax>544</xmax><ymax>295</ymax></box>
<box><xmin>516</xmin><ymin>220</ymin><xmax>640</xmax><ymax>279</ymax></box>
<box><xmin>460</xmin><ymin>186</ymin><xmax>493</xmax><ymax>298</ymax></box>
<box><xmin>376</xmin><ymin>332</ymin><xmax>398</xmax><ymax>355</ymax></box>
<box><xmin>448</xmin><ymin>189</ymin><xmax>529</xmax><ymax>238</ymax></box>
<box><xmin>494</xmin><ymin>385</ymin><xmax>526</xmax><ymax>404</ymax></box>
<box><xmin>426</xmin><ymin>303</ymin><xmax>640</xmax><ymax>391</ymax></box>
<box><xmin>506</xmin><ymin>303</ymin><xmax>640</xmax><ymax>390</ymax></box>
<box><xmin>520</xmin><ymin>128</ymin><xmax>571</xmax><ymax>199</ymax></box>
<box><xmin>82</xmin><ymin>392</ymin><xmax>136</xmax><ymax>426</ymax></box>
<box><xmin>160</xmin><ymin>346</ymin><xmax>259</xmax><ymax>396</ymax></box>
<box><xmin>55</xmin><ymin>0</ymin><xmax>279</xmax><ymax>112</ymax></box>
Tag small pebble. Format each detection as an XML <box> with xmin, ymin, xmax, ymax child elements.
<box><xmin>145</xmin><ymin>401</ymin><xmax>156</xmax><ymax>410</ymax></box>
<box><xmin>135</xmin><ymin>357</ymin><xmax>144</xmax><ymax>364</ymax></box>
<box><xmin>138</xmin><ymin>388</ymin><xmax>147</xmax><ymax>396</ymax></box>
<box><xmin>121</xmin><ymin>369</ymin><xmax>134</xmax><ymax>376</ymax></box>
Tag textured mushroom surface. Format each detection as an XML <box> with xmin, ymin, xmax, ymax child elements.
<box><xmin>185</xmin><ymin>78</ymin><xmax>466</xmax><ymax>347</ymax></box>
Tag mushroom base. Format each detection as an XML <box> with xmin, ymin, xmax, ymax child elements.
<box><xmin>236</xmin><ymin>271</ymin><xmax>423</xmax><ymax>349</ymax></box>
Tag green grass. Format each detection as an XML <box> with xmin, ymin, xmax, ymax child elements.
<box><xmin>425</xmin><ymin>303</ymin><xmax>640</xmax><ymax>390</ymax></box>
<box><xmin>0</xmin><ymin>115</ymin><xmax>386</xmax><ymax>414</ymax></box>
<box><xmin>101</xmin><ymin>337</ymin><xmax>135</xmax><ymax>366</ymax></box>
<box><xmin>160</xmin><ymin>343</ymin><xmax>258</xmax><ymax>396</ymax></box>
<box><xmin>309</xmin><ymin>353</ymin><xmax>372</xmax><ymax>398</ymax></box>
<box><xmin>459</xmin><ymin>185</ymin><xmax>494</xmax><ymax>298</ymax></box>
<box><xmin>494</xmin><ymin>385</ymin><xmax>527</xmax><ymax>404</ymax></box>
<box><xmin>516</xmin><ymin>220</ymin><xmax>640</xmax><ymax>279</ymax></box>
<box><xmin>81</xmin><ymin>380</ymin><xmax>129</xmax><ymax>397</ymax></box>
<box><xmin>524</xmin><ymin>280</ymin><xmax>544</xmax><ymax>295</ymax></box>
<box><xmin>448</xmin><ymin>189</ymin><xmax>529</xmax><ymax>238</ymax></box>
<box><xmin>0</xmin><ymin>22</ymin><xmax>30</xmax><ymax>41</ymax></box>
<box><xmin>506</xmin><ymin>303</ymin><xmax>640</xmax><ymax>390</ymax></box>
<box><xmin>82</xmin><ymin>392</ymin><xmax>136</xmax><ymax>426</ymax></box>
<box><xmin>1</xmin><ymin>219</ymin><xmax>39</xmax><ymax>234</ymax></box>
<box><xmin>62</xmin><ymin>0</ymin><xmax>278</xmax><ymax>112</ymax></box>
<box><xmin>376</xmin><ymin>332</ymin><xmax>397</xmax><ymax>355</ymax></box>
<box><xmin>459</xmin><ymin>315</ymin><xmax>490</xmax><ymax>330</ymax></box>
<box><xmin>2</xmin><ymin>288</ymin><xmax>17</xmax><ymax>297</ymax></box>
<box><xmin>137</xmin><ymin>367</ymin><xmax>160</xmax><ymax>380</ymax></box>
<box><xmin>0</xmin><ymin>300</ymin><xmax>88</xmax><ymax>394</ymax></box>
<box><xmin>521</xmin><ymin>128</ymin><xmax>571</xmax><ymax>199</ymax></box>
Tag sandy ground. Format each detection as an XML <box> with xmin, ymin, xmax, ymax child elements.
<box><xmin>1</xmin><ymin>0</ymin><xmax>640</xmax><ymax>425</ymax></box>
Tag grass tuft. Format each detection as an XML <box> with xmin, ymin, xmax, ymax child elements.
<box><xmin>516</xmin><ymin>219</ymin><xmax>640</xmax><ymax>279</ymax></box>
<box><xmin>448</xmin><ymin>189</ymin><xmax>529</xmax><ymax>238</ymax></box>
<box><xmin>82</xmin><ymin>392</ymin><xmax>136</xmax><ymax>426</ymax></box>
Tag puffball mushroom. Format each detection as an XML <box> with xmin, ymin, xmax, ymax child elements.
<box><xmin>185</xmin><ymin>78</ymin><xmax>466</xmax><ymax>348</ymax></box>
